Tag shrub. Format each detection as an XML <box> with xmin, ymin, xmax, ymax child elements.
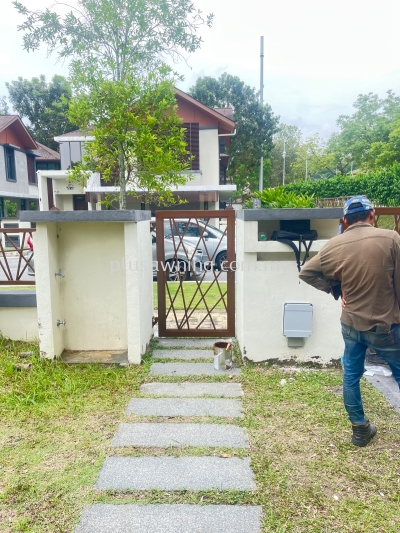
<box><xmin>284</xmin><ymin>162</ymin><xmax>400</xmax><ymax>206</ymax></box>
<box><xmin>244</xmin><ymin>186</ymin><xmax>316</xmax><ymax>208</ymax></box>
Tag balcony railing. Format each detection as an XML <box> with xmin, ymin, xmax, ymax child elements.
<box><xmin>0</xmin><ymin>229</ymin><xmax>35</xmax><ymax>285</ymax></box>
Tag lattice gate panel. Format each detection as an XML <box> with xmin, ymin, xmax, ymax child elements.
<box><xmin>155</xmin><ymin>210</ymin><xmax>235</xmax><ymax>338</ymax></box>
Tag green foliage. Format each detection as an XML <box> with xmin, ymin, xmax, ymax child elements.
<box><xmin>244</xmin><ymin>186</ymin><xmax>316</xmax><ymax>209</ymax></box>
<box><xmin>0</xmin><ymin>95</ymin><xmax>9</xmax><ymax>115</ymax></box>
<box><xmin>284</xmin><ymin>162</ymin><xmax>400</xmax><ymax>206</ymax></box>
<box><xmin>6</xmin><ymin>75</ymin><xmax>75</xmax><ymax>150</ymax></box>
<box><xmin>189</xmin><ymin>73</ymin><xmax>278</xmax><ymax>198</ymax></box>
<box><xmin>328</xmin><ymin>90</ymin><xmax>400</xmax><ymax>173</ymax></box>
<box><xmin>68</xmin><ymin>68</ymin><xmax>190</xmax><ymax>209</ymax></box>
<box><xmin>13</xmin><ymin>0</ymin><xmax>213</xmax><ymax>83</ymax></box>
<box><xmin>4</xmin><ymin>200</ymin><xmax>18</xmax><ymax>218</ymax></box>
<box><xmin>269</xmin><ymin>124</ymin><xmax>302</xmax><ymax>186</ymax></box>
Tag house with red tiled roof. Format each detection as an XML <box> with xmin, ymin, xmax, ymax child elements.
<box><xmin>0</xmin><ymin>116</ymin><xmax>60</xmax><ymax>218</ymax></box>
<box><xmin>37</xmin><ymin>89</ymin><xmax>236</xmax><ymax>213</ymax></box>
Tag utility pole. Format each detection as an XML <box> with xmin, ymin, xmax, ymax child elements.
<box><xmin>305</xmin><ymin>154</ymin><xmax>308</xmax><ymax>180</ymax></box>
<box><xmin>282</xmin><ymin>139</ymin><xmax>286</xmax><ymax>185</ymax></box>
<box><xmin>259</xmin><ymin>36</ymin><xmax>264</xmax><ymax>192</ymax></box>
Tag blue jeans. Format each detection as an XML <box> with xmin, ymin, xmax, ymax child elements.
<box><xmin>341</xmin><ymin>322</ymin><xmax>400</xmax><ymax>424</ymax></box>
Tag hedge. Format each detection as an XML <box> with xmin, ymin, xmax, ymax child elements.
<box><xmin>284</xmin><ymin>162</ymin><xmax>400</xmax><ymax>206</ymax></box>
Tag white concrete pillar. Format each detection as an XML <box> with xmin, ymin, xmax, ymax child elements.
<box><xmin>124</xmin><ymin>220</ymin><xmax>153</xmax><ymax>363</ymax></box>
<box><xmin>34</xmin><ymin>222</ymin><xmax>65</xmax><ymax>358</ymax></box>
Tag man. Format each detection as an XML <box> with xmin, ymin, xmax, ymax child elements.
<box><xmin>299</xmin><ymin>196</ymin><xmax>400</xmax><ymax>447</ymax></box>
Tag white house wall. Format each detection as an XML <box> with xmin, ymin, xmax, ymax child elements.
<box><xmin>0</xmin><ymin>147</ymin><xmax>29</xmax><ymax>195</ymax></box>
<box><xmin>199</xmin><ymin>128</ymin><xmax>219</xmax><ymax>186</ymax></box>
<box><xmin>0</xmin><ymin>146</ymin><xmax>6</xmax><ymax>182</ymax></box>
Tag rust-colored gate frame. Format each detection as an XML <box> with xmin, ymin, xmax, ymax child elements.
<box><xmin>0</xmin><ymin>228</ymin><xmax>36</xmax><ymax>285</ymax></box>
<box><xmin>156</xmin><ymin>210</ymin><xmax>235</xmax><ymax>338</ymax></box>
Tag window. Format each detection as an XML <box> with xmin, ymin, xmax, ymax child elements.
<box><xmin>182</xmin><ymin>123</ymin><xmax>200</xmax><ymax>170</ymax></box>
<box><xmin>4</xmin><ymin>223</ymin><xmax>19</xmax><ymax>248</ymax></box>
<box><xmin>5</xmin><ymin>147</ymin><xmax>16</xmax><ymax>182</ymax></box>
<box><xmin>27</xmin><ymin>155</ymin><xmax>37</xmax><ymax>184</ymax></box>
<box><xmin>36</xmin><ymin>161</ymin><xmax>61</xmax><ymax>171</ymax></box>
<box><xmin>20</xmin><ymin>199</ymin><xmax>26</xmax><ymax>211</ymax></box>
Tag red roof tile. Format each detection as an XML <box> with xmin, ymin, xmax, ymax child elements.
<box><xmin>35</xmin><ymin>142</ymin><xmax>60</xmax><ymax>161</ymax></box>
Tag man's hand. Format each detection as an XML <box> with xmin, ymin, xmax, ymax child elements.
<box><xmin>341</xmin><ymin>291</ymin><xmax>346</xmax><ymax>310</ymax></box>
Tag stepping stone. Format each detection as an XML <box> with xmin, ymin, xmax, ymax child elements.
<box><xmin>75</xmin><ymin>504</ymin><xmax>262</xmax><ymax>533</ymax></box>
<box><xmin>95</xmin><ymin>456</ymin><xmax>256</xmax><ymax>490</ymax></box>
<box><xmin>111</xmin><ymin>423</ymin><xmax>249</xmax><ymax>448</ymax></box>
<box><xmin>156</xmin><ymin>338</ymin><xmax>230</xmax><ymax>349</ymax></box>
<box><xmin>140</xmin><ymin>382</ymin><xmax>244</xmax><ymax>397</ymax></box>
<box><xmin>126</xmin><ymin>398</ymin><xmax>243</xmax><ymax>417</ymax></box>
<box><xmin>153</xmin><ymin>349</ymin><xmax>213</xmax><ymax>360</ymax></box>
<box><xmin>150</xmin><ymin>362</ymin><xmax>240</xmax><ymax>376</ymax></box>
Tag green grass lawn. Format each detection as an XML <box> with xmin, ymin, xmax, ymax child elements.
<box><xmin>2</xmin><ymin>337</ymin><xmax>400</xmax><ymax>532</ymax></box>
<box><xmin>153</xmin><ymin>281</ymin><xmax>227</xmax><ymax>310</ymax></box>
<box><xmin>375</xmin><ymin>215</ymin><xmax>398</xmax><ymax>230</ymax></box>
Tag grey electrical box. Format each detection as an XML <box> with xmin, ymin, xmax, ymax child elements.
<box><xmin>283</xmin><ymin>302</ymin><xmax>313</xmax><ymax>338</ymax></box>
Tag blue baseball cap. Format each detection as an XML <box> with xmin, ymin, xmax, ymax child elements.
<box><xmin>343</xmin><ymin>196</ymin><xmax>374</xmax><ymax>216</ymax></box>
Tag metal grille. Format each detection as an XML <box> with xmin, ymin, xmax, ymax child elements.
<box><xmin>0</xmin><ymin>229</ymin><xmax>36</xmax><ymax>285</ymax></box>
<box><xmin>156</xmin><ymin>210</ymin><xmax>235</xmax><ymax>337</ymax></box>
<box><xmin>374</xmin><ymin>207</ymin><xmax>400</xmax><ymax>234</ymax></box>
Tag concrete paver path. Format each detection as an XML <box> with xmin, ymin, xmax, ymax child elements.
<box><xmin>111</xmin><ymin>422</ymin><xmax>249</xmax><ymax>448</ymax></box>
<box><xmin>126</xmin><ymin>397</ymin><xmax>243</xmax><ymax>417</ymax></box>
<box><xmin>75</xmin><ymin>342</ymin><xmax>259</xmax><ymax>532</ymax></box>
<box><xmin>150</xmin><ymin>362</ymin><xmax>241</xmax><ymax>376</ymax></box>
<box><xmin>95</xmin><ymin>456</ymin><xmax>256</xmax><ymax>491</ymax></box>
<box><xmin>153</xmin><ymin>349</ymin><xmax>213</xmax><ymax>360</ymax></box>
<box><xmin>140</xmin><ymin>382</ymin><xmax>243</xmax><ymax>397</ymax></box>
<box><xmin>75</xmin><ymin>504</ymin><xmax>262</xmax><ymax>533</ymax></box>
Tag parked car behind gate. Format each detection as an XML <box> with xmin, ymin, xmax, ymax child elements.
<box><xmin>151</xmin><ymin>230</ymin><xmax>203</xmax><ymax>282</ymax></box>
<box><xmin>163</xmin><ymin>219</ymin><xmax>228</xmax><ymax>270</ymax></box>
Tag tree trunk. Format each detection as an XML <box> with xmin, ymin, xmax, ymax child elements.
<box><xmin>119</xmin><ymin>149</ymin><xmax>126</xmax><ymax>210</ymax></box>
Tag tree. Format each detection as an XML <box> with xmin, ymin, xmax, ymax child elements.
<box><xmin>292</xmin><ymin>134</ymin><xmax>335</xmax><ymax>180</ymax></box>
<box><xmin>269</xmin><ymin>124</ymin><xmax>302</xmax><ymax>186</ymax></box>
<box><xmin>0</xmin><ymin>96</ymin><xmax>9</xmax><ymax>115</ymax></box>
<box><xmin>189</xmin><ymin>73</ymin><xmax>278</xmax><ymax>198</ymax></box>
<box><xmin>68</xmin><ymin>68</ymin><xmax>190</xmax><ymax>209</ymax></box>
<box><xmin>330</xmin><ymin>91</ymin><xmax>400</xmax><ymax>172</ymax></box>
<box><xmin>13</xmin><ymin>0</ymin><xmax>213</xmax><ymax>82</ymax></box>
<box><xmin>6</xmin><ymin>75</ymin><xmax>75</xmax><ymax>149</ymax></box>
<box><xmin>13</xmin><ymin>0</ymin><xmax>213</xmax><ymax>208</ymax></box>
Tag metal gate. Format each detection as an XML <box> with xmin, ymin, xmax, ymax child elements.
<box><xmin>155</xmin><ymin>210</ymin><xmax>235</xmax><ymax>338</ymax></box>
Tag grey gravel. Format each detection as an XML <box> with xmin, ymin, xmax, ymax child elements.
<box><xmin>140</xmin><ymin>382</ymin><xmax>244</xmax><ymax>397</ymax></box>
<box><xmin>126</xmin><ymin>397</ymin><xmax>243</xmax><ymax>417</ymax></box>
<box><xmin>153</xmin><ymin>349</ymin><xmax>213</xmax><ymax>360</ymax></box>
<box><xmin>75</xmin><ymin>504</ymin><xmax>262</xmax><ymax>533</ymax></box>
<box><xmin>150</xmin><ymin>362</ymin><xmax>240</xmax><ymax>376</ymax></box>
<box><xmin>95</xmin><ymin>456</ymin><xmax>256</xmax><ymax>490</ymax></box>
<box><xmin>111</xmin><ymin>423</ymin><xmax>249</xmax><ymax>448</ymax></box>
<box><xmin>156</xmin><ymin>338</ymin><xmax>230</xmax><ymax>349</ymax></box>
<box><xmin>365</xmin><ymin>374</ymin><xmax>400</xmax><ymax>413</ymax></box>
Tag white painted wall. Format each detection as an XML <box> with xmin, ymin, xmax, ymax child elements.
<box><xmin>0</xmin><ymin>307</ymin><xmax>38</xmax><ymax>341</ymax></box>
<box><xmin>34</xmin><ymin>218</ymin><xmax>153</xmax><ymax>362</ymax></box>
<box><xmin>199</xmin><ymin>129</ymin><xmax>219</xmax><ymax>186</ymax></box>
<box><xmin>58</xmin><ymin>222</ymin><xmax>127</xmax><ymax>351</ymax></box>
<box><xmin>236</xmin><ymin>218</ymin><xmax>344</xmax><ymax>365</ymax></box>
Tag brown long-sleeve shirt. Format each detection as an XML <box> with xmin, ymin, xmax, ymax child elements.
<box><xmin>299</xmin><ymin>222</ymin><xmax>400</xmax><ymax>330</ymax></box>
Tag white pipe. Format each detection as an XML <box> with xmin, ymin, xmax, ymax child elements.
<box><xmin>218</xmin><ymin>129</ymin><xmax>237</xmax><ymax>137</ymax></box>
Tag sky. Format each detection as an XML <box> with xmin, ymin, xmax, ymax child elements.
<box><xmin>1</xmin><ymin>0</ymin><xmax>400</xmax><ymax>139</ymax></box>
